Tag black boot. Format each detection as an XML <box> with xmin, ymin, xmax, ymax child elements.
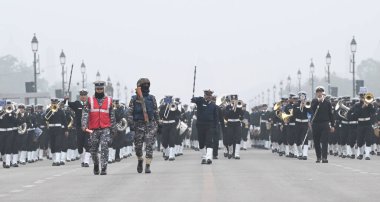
<box><xmin>137</xmin><ymin>159</ymin><xmax>143</xmax><ymax>173</ymax></box>
<box><xmin>145</xmin><ymin>164</ymin><xmax>151</xmax><ymax>174</ymax></box>
<box><xmin>315</xmin><ymin>158</ymin><xmax>321</xmax><ymax>163</ymax></box>
<box><xmin>93</xmin><ymin>164</ymin><xmax>100</xmax><ymax>175</ymax></box>
<box><xmin>322</xmin><ymin>159</ymin><xmax>328</xmax><ymax>163</ymax></box>
<box><xmin>100</xmin><ymin>167</ymin><xmax>107</xmax><ymax>175</ymax></box>
<box><xmin>201</xmin><ymin>159</ymin><xmax>207</xmax><ymax>164</ymax></box>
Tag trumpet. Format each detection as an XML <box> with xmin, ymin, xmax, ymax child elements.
<box><xmin>232</xmin><ymin>100</ymin><xmax>243</xmax><ymax>112</ymax></box>
<box><xmin>116</xmin><ymin>118</ymin><xmax>128</xmax><ymax>131</ymax></box>
<box><xmin>163</xmin><ymin>103</ymin><xmax>177</xmax><ymax>119</ymax></box>
<box><xmin>364</xmin><ymin>92</ymin><xmax>374</xmax><ymax>105</ymax></box>
<box><xmin>45</xmin><ymin>103</ymin><xmax>59</xmax><ymax>120</ymax></box>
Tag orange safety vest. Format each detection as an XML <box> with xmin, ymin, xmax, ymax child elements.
<box><xmin>88</xmin><ymin>96</ymin><xmax>112</xmax><ymax>129</ymax></box>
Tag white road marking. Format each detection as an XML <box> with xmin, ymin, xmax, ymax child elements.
<box><xmin>10</xmin><ymin>189</ymin><xmax>23</xmax><ymax>193</ymax></box>
<box><xmin>23</xmin><ymin>185</ymin><xmax>35</xmax><ymax>188</ymax></box>
<box><xmin>34</xmin><ymin>180</ymin><xmax>45</xmax><ymax>184</ymax></box>
<box><xmin>0</xmin><ymin>194</ymin><xmax>9</xmax><ymax>197</ymax></box>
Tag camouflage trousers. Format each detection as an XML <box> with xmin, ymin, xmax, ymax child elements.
<box><xmin>89</xmin><ymin>128</ymin><xmax>112</xmax><ymax>169</ymax></box>
<box><xmin>134</xmin><ymin>121</ymin><xmax>157</xmax><ymax>159</ymax></box>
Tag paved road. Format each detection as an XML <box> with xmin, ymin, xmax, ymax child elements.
<box><xmin>1</xmin><ymin>148</ymin><xmax>380</xmax><ymax>202</ymax></box>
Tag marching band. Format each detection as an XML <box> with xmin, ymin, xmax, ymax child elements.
<box><xmin>1</xmin><ymin>79</ymin><xmax>380</xmax><ymax>175</ymax></box>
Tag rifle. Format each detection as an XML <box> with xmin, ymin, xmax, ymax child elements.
<box><xmin>136</xmin><ymin>87</ymin><xmax>149</xmax><ymax>123</ymax></box>
<box><xmin>65</xmin><ymin>64</ymin><xmax>74</xmax><ymax>107</ymax></box>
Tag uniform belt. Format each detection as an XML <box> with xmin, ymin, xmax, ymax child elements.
<box><xmin>358</xmin><ymin>117</ymin><xmax>370</xmax><ymax>121</ymax></box>
<box><xmin>162</xmin><ymin>120</ymin><xmax>176</xmax><ymax>124</ymax></box>
<box><xmin>39</xmin><ymin>126</ymin><xmax>46</xmax><ymax>128</ymax></box>
<box><xmin>228</xmin><ymin>119</ymin><xmax>240</xmax><ymax>122</ymax></box>
<box><xmin>27</xmin><ymin>128</ymin><xmax>35</xmax><ymax>131</ymax></box>
<box><xmin>49</xmin><ymin>123</ymin><xmax>62</xmax><ymax>127</ymax></box>
<box><xmin>273</xmin><ymin>123</ymin><xmax>282</xmax><ymax>127</ymax></box>
<box><xmin>0</xmin><ymin>128</ymin><xmax>16</xmax><ymax>132</ymax></box>
<box><xmin>349</xmin><ymin>121</ymin><xmax>358</xmax><ymax>124</ymax></box>
<box><xmin>260</xmin><ymin>120</ymin><xmax>268</xmax><ymax>123</ymax></box>
<box><xmin>341</xmin><ymin>121</ymin><xmax>349</xmax><ymax>124</ymax></box>
<box><xmin>295</xmin><ymin>119</ymin><xmax>308</xmax><ymax>123</ymax></box>
<box><xmin>288</xmin><ymin>123</ymin><xmax>296</xmax><ymax>126</ymax></box>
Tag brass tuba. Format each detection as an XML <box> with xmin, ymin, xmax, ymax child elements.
<box><xmin>0</xmin><ymin>105</ymin><xmax>13</xmax><ymax>119</ymax></box>
<box><xmin>116</xmin><ymin>118</ymin><xmax>128</xmax><ymax>131</ymax></box>
<box><xmin>335</xmin><ymin>100</ymin><xmax>350</xmax><ymax>120</ymax></box>
<box><xmin>233</xmin><ymin>100</ymin><xmax>243</xmax><ymax>112</ymax></box>
<box><xmin>18</xmin><ymin>122</ymin><xmax>27</xmax><ymax>134</ymax></box>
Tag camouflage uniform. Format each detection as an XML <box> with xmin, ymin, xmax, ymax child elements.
<box><xmin>82</xmin><ymin>98</ymin><xmax>116</xmax><ymax>171</ymax></box>
<box><xmin>127</xmin><ymin>78</ymin><xmax>159</xmax><ymax>173</ymax></box>
<box><xmin>127</xmin><ymin>98</ymin><xmax>159</xmax><ymax>160</ymax></box>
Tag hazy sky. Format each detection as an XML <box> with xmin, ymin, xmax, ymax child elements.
<box><xmin>1</xmin><ymin>0</ymin><xmax>380</xmax><ymax>105</ymax></box>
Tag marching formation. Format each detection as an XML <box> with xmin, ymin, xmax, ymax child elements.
<box><xmin>251</xmin><ymin>86</ymin><xmax>380</xmax><ymax>163</ymax></box>
<box><xmin>1</xmin><ymin>78</ymin><xmax>380</xmax><ymax>175</ymax></box>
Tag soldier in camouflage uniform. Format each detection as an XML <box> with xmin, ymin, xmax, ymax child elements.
<box><xmin>127</xmin><ymin>78</ymin><xmax>159</xmax><ymax>174</ymax></box>
<box><xmin>82</xmin><ymin>81</ymin><xmax>116</xmax><ymax>175</ymax></box>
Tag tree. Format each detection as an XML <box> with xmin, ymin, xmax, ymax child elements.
<box><xmin>357</xmin><ymin>58</ymin><xmax>380</xmax><ymax>96</ymax></box>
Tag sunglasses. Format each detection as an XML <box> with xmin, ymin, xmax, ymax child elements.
<box><xmin>95</xmin><ymin>88</ymin><xmax>104</xmax><ymax>91</ymax></box>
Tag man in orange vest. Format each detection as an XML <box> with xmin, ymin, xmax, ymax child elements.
<box><xmin>82</xmin><ymin>81</ymin><xmax>116</xmax><ymax>175</ymax></box>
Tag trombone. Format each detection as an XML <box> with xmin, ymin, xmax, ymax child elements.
<box><xmin>45</xmin><ymin>103</ymin><xmax>59</xmax><ymax>120</ymax></box>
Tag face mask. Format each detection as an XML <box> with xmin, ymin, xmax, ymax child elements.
<box><xmin>95</xmin><ymin>92</ymin><xmax>105</xmax><ymax>99</ymax></box>
<box><xmin>141</xmin><ymin>85</ymin><xmax>150</xmax><ymax>94</ymax></box>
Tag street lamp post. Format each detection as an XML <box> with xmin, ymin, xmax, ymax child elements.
<box><xmin>273</xmin><ymin>85</ymin><xmax>276</xmax><ymax>103</ymax></box>
<box><xmin>310</xmin><ymin>59</ymin><xmax>315</xmax><ymax>98</ymax></box>
<box><xmin>350</xmin><ymin>37</ymin><xmax>357</xmax><ymax>97</ymax></box>
<box><xmin>287</xmin><ymin>76</ymin><xmax>291</xmax><ymax>93</ymax></box>
<box><xmin>261</xmin><ymin>91</ymin><xmax>264</xmax><ymax>104</ymax></box>
<box><xmin>267</xmin><ymin>88</ymin><xmax>270</xmax><ymax>105</ymax></box>
<box><xmin>116</xmin><ymin>81</ymin><xmax>120</xmax><ymax>98</ymax></box>
<box><xmin>60</xmin><ymin>50</ymin><xmax>66</xmax><ymax>97</ymax></box>
<box><xmin>326</xmin><ymin>51</ymin><xmax>331</xmax><ymax>95</ymax></box>
<box><xmin>297</xmin><ymin>69</ymin><xmax>301</xmax><ymax>92</ymax></box>
<box><xmin>80</xmin><ymin>60</ymin><xmax>86</xmax><ymax>88</ymax></box>
<box><xmin>279</xmin><ymin>80</ymin><xmax>283</xmax><ymax>98</ymax></box>
<box><xmin>96</xmin><ymin>70</ymin><xmax>101</xmax><ymax>81</ymax></box>
<box><xmin>31</xmin><ymin>33</ymin><xmax>38</xmax><ymax>104</ymax></box>
<box><xmin>124</xmin><ymin>85</ymin><xmax>128</xmax><ymax>104</ymax></box>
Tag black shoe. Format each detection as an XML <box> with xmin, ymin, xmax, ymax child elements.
<box><xmin>5</xmin><ymin>165</ymin><xmax>10</xmax><ymax>169</ymax></box>
<box><xmin>164</xmin><ymin>156</ymin><xmax>169</xmax><ymax>161</ymax></box>
<box><xmin>333</xmin><ymin>152</ymin><xmax>338</xmax><ymax>156</ymax></box>
<box><xmin>329</xmin><ymin>151</ymin><xmax>333</xmax><ymax>155</ymax></box>
<box><xmin>81</xmin><ymin>162</ymin><xmax>85</xmax><ymax>167</ymax></box>
<box><xmin>370</xmin><ymin>151</ymin><xmax>375</xmax><ymax>155</ymax></box>
<box><xmin>342</xmin><ymin>155</ymin><xmax>346</xmax><ymax>159</ymax></box>
<box><xmin>108</xmin><ymin>161</ymin><xmax>113</xmax><ymax>164</ymax></box>
<box><xmin>93</xmin><ymin>164</ymin><xmax>100</xmax><ymax>175</ymax></box>
<box><xmin>224</xmin><ymin>153</ymin><xmax>228</xmax><ymax>158</ymax></box>
<box><xmin>137</xmin><ymin>160</ymin><xmax>143</xmax><ymax>173</ymax></box>
<box><xmin>66</xmin><ymin>159</ymin><xmax>71</xmax><ymax>162</ymax></box>
<box><xmin>115</xmin><ymin>158</ymin><xmax>121</xmax><ymax>162</ymax></box>
<box><xmin>279</xmin><ymin>153</ymin><xmax>283</xmax><ymax>157</ymax></box>
<box><xmin>2</xmin><ymin>162</ymin><xmax>5</xmax><ymax>168</ymax></box>
<box><xmin>12</xmin><ymin>163</ymin><xmax>19</xmax><ymax>167</ymax></box>
<box><xmin>206</xmin><ymin>159</ymin><xmax>212</xmax><ymax>164</ymax></box>
<box><xmin>52</xmin><ymin>162</ymin><xmax>58</xmax><ymax>166</ymax></box>
<box><xmin>302</xmin><ymin>156</ymin><xmax>307</xmax><ymax>160</ymax></box>
<box><xmin>339</xmin><ymin>154</ymin><xmax>343</xmax><ymax>158</ymax></box>
<box><xmin>169</xmin><ymin>157</ymin><xmax>175</xmax><ymax>161</ymax></box>
<box><xmin>213</xmin><ymin>156</ymin><xmax>218</xmax><ymax>160</ymax></box>
<box><xmin>100</xmin><ymin>168</ymin><xmax>107</xmax><ymax>175</ymax></box>
<box><xmin>316</xmin><ymin>158</ymin><xmax>321</xmax><ymax>163</ymax></box>
<box><xmin>350</xmin><ymin>155</ymin><xmax>355</xmax><ymax>159</ymax></box>
<box><xmin>357</xmin><ymin>155</ymin><xmax>363</xmax><ymax>160</ymax></box>
<box><xmin>377</xmin><ymin>152</ymin><xmax>380</xmax><ymax>156</ymax></box>
<box><xmin>60</xmin><ymin>161</ymin><xmax>65</xmax><ymax>166</ymax></box>
<box><xmin>322</xmin><ymin>159</ymin><xmax>328</xmax><ymax>163</ymax></box>
<box><xmin>201</xmin><ymin>159</ymin><xmax>207</xmax><ymax>164</ymax></box>
<box><xmin>234</xmin><ymin>156</ymin><xmax>240</xmax><ymax>160</ymax></box>
<box><xmin>83</xmin><ymin>163</ymin><xmax>89</xmax><ymax>167</ymax></box>
<box><xmin>298</xmin><ymin>156</ymin><xmax>303</xmax><ymax>160</ymax></box>
<box><xmin>145</xmin><ymin>164</ymin><xmax>151</xmax><ymax>173</ymax></box>
<box><xmin>365</xmin><ymin>157</ymin><xmax>371</xmax><ymax>160</ymax></box>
